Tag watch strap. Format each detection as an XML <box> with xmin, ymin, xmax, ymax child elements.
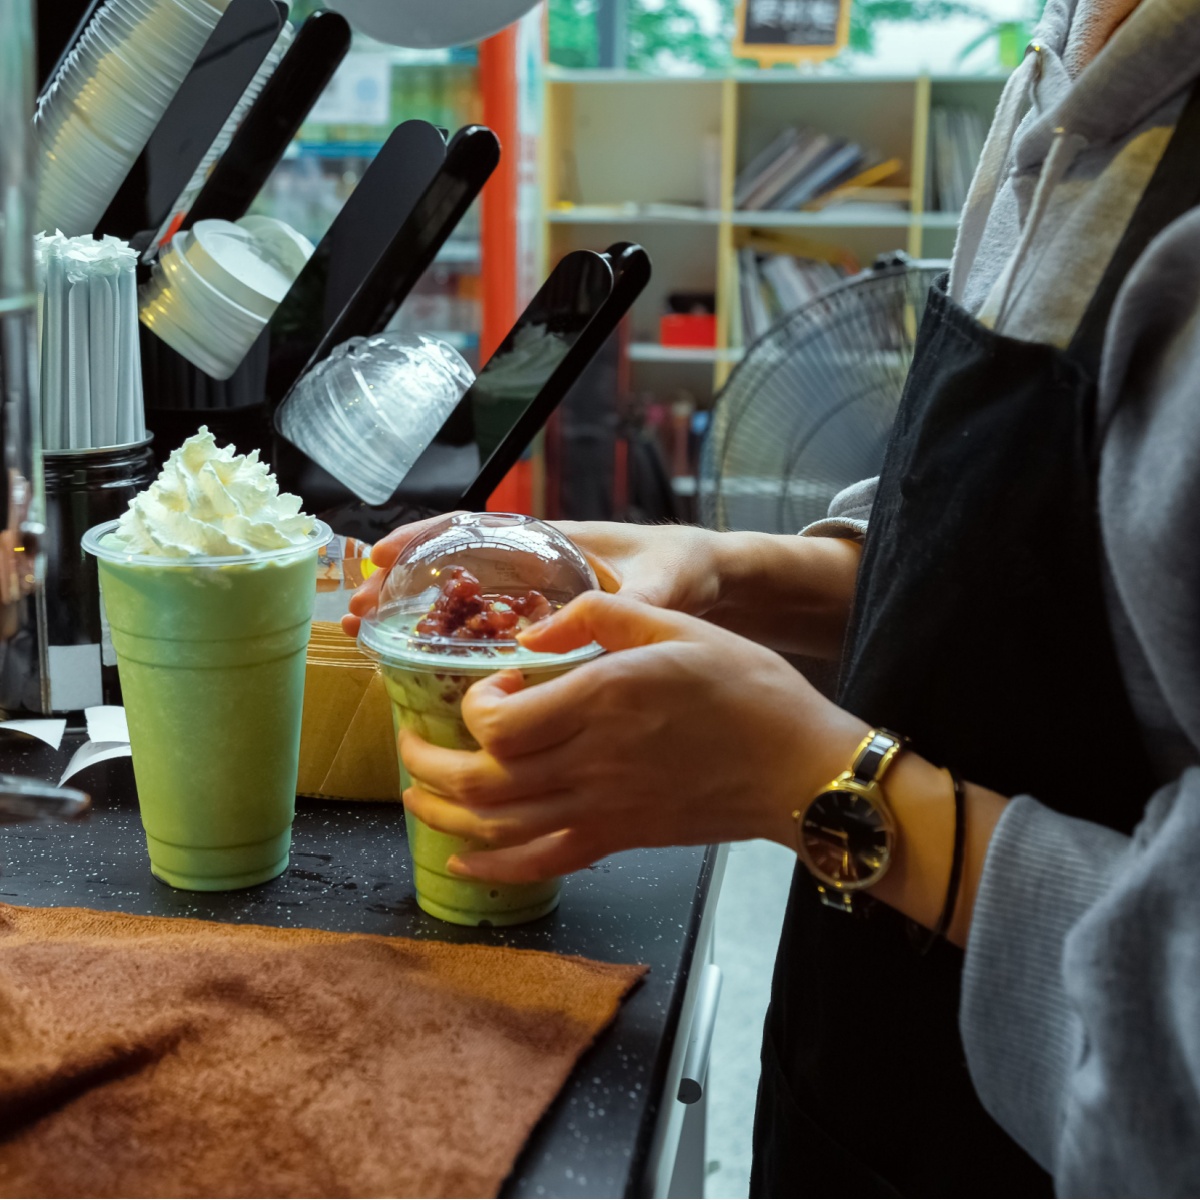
<box><xmin>849</xmin><ymin>728</ymin><xmax>907</xmax><ymax>785</ymax></box>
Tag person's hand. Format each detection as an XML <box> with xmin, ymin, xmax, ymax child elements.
<box><xmin>342</xmin><ymin>515</ymin><xmax>861</xmax><ymax>660</ymax></box>
<box><xmin>551</xmin><ymin>521</ymin><xmax>730</xmax><ymax>614</ymax></box>
<box><xmin>398</xmin><ymin>591</ymin><xmax>870</xmax><ymax>883</ymax></box>
<box><xmin>342</xmin><ymin>513</ymin><xmax>461</xmax><ymax>638</ymax></box>
<box><xmin>342</xmin><ymin>516</ymin><xmax>729</xmax><ymax>638</ymax></box>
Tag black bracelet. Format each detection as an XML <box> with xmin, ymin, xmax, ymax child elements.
<box><xmin>917</xmin><ymin>767</ymin><xmax>966</xmax><ymax>954</ymax></box>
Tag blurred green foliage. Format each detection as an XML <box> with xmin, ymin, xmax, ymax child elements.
<box><xmin>549</xmin><ymin>0</ymin><xmax>735</xmax><ymax>71</ymax></box>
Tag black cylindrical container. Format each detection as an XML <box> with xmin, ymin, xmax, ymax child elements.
<box><xmin>42</xmin><ymin>437</ymin><xmax>155</xmax><ymax>709</ymax></box>
<box><xmin>140</xmin><ymin>325</ymin><xmax>274</xmax><ymax>465</ymax></box>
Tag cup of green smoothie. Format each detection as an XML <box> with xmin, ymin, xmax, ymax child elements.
<box><xmin>358</xmin><ymin>512</ymin><xmax>601</xmax><ymax>926</ymax></box>
<box><xmin>83</xmin><ymin>428</ymin><xmax>329</xmax><ymax>891</ymax></box>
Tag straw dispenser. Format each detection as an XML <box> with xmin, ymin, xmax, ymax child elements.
<box><xmin>34</xmin><ymin>232</ymin><xmax>153</xmax><ymax>712</ymax></box>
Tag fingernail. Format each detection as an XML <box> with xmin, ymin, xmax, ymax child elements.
<box><xmin>517</xmin><ymin>620</ymin><xmax>553</xmax><ymax>645</ymax></box>
<box><xmin>446</xmin><ymin>855</ymin><xmax>474</xmax><ymax>878</ymax></box>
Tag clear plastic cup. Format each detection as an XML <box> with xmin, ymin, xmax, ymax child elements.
<box><xmin>83</xmin><ymin>517</ymin><xmax>332</xmax><ymax>891</ymax></box>
<box><xmin>277</xmin><ymin>332</ymin><xmax>475</xmax><ymax>505</ymax></box>
<box><xmin>358</xmin><ymin>513</ymin><xmax>602</xmax><ymax>926</ymax></box>
<box><xmin>34</xmin><ymin>0</ymin><xmax>223</xmax><ymax>236</ymax></box>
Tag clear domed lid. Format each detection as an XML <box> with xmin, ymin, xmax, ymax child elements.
<box><xmin>358</xmin><ymin>512</ymin><xmax>601</xmax><ymax>669</ymax></box>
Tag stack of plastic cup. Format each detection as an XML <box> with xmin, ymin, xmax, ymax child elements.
<box><xmin>276</xmin><ymin>332</ymin><xmax>476</xmax><ymax>504</ymax></box>
<box><xmin>139</xmin><ymin>215</ymin><xmax>313</xmax><ymax>380</ymax></box>
<box><xmin>35</xmin><ymin>0</ymin><xmax>229</xmax><ymax>237</ymax></box>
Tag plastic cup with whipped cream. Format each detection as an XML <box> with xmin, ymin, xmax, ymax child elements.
<box><xmin>82</xmin><ymin>427</ymin><xmax>330</xmax><ymax>891</ymax></box>
<box><xmin>358</xmin><ymin>512</ymin><xmax>602</xmax><ymax>926</ymax></box>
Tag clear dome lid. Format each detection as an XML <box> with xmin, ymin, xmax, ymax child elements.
<box><xmin>358</xmin><ymin>512</ymin><xmax>601</xmax><ymax>670</ymax></box>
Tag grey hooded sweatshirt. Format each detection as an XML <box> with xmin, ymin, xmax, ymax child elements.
<box><xmin>805</xmin><ymin>0</ymin><xmax>1200</xmax><ymax>1192</ymax></box>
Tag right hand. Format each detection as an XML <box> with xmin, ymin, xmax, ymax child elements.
<box><xmin>550</xmin><ymin>521</ymin><xmax>728</xmax><ymax>615</ymax></box>
<box><xmin>342</xmin><ymin>516</ymin><xmax>729</xmax><ymax>638</ymax></box>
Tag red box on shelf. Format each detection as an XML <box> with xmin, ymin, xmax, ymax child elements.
<box><xmin>659</xmin><ymin>313</ymin><xmax>717</xmax><ymax>348</ymax></box>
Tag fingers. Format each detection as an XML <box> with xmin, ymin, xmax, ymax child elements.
<box><xmin>347</xmin><ymin>567</ymin><xmax>384</xmax><ymax>617</ymax></box>
<box><xmin>403</xmin><ymin>782</ymin><xmax>590</xmax><ymax>848</ymax></box>
<box><xmin>550</xmin><ymin>521</ymin><xmax>624</xmax><ymax>595</ymax></box>
<box><xmin>459</xmin><ymin>669</ymin><xmax>593</xmax><ymax>757</ymax></box>
<box><xmin>398</xmin><ymin>731</ymin><xmax>513</xmax><ymax>803</ymax></box>
<box><xmin>519</xmin><ymin>590</ymin><xmax>690</xmax><ymax>655</ymax></box>
<box><xmin>448</xmin><ymin>828</ymin><xmax>607</xmax><ymax>884</ymax></box>
<box><xmin>398</xmin><ymin>725</ymin><xmax>573</xmax><ymax>802</ymax></box>
<box><xmin>550</xmin><ymin>522</ymin><xmax>671</xmax><ymax>606</ymax></box>
<box><xmin>344</xmin><ymin>560</ymin><xmax>386</xmax><ymax>636</ymax></box>
<box><xmin>344</xmin><ymin>512</ymin><xmax>463</xmax><ymax>634</ymax></box>
<box><xmin>369</xmin><ymin>511</ymin><xmax>464</xmax><ymax>570</ymax></box>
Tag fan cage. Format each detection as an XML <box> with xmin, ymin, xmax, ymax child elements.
<box><xmin>700</xmin><ymin>259</ymin><xmax>948</xmax><ymax>534</ymax></box>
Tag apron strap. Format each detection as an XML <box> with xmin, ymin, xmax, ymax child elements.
<box><xmin>1069</xmin><ymin>78</ymin><xmax>1200</xmax><ymax>373</ymax></box>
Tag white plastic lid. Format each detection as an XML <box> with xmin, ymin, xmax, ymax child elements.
<box><xmin>188</xmin><ymin>220</ymin><xmax>296</xmax><ymax>311</ymax></box>
<box><xmin>358</xmin><ymin>512</ymin><xmax>601</xmax><ymax>670</ymax></box>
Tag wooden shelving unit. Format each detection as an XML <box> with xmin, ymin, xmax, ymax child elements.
<box><xmin>541</xmin><ymin>69</ymin><xmax>1007</xmax><ymax>400</ymax></box>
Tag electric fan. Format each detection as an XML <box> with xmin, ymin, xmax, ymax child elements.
<box><xmin>700</xmin><ymin>257</ymin><xmax>948</xmax><ymax>534</ymax></box>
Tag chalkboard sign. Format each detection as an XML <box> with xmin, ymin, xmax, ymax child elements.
<box><xmin>732</xmin><ymin>0</ymin><xmax>850</xmax><ymax>64</ymax></box>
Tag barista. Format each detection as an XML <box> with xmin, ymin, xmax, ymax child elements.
<box><xmin>347</xmin><ymin>3</ymin><xmax>1200</xmax><ymax>1192</ymax></box>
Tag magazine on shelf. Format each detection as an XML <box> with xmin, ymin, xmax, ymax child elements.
<box><xmin>734</xmin><ymin>127</ymin><xmax>803</xmax><ymax>207</ymax></box>
<box><xmin>740</xmin><ymin>131</ymin><xmax>834</xmax><ymax>211</ymax></box>
<box><xmin>734</xmin><ymin>123</ymin><xmax>899</xmax><ymax>213</ymax></box>
<box><xmin>738</xmin><ymin>249</ymin><xmax>846</xmax><ymax>343</ymax></box>
<box><xmin>929</xmin><ymin>106</ymin><xmax>987</xmax><ymax>212</ymax></box>
<box><xmin>772</xmin><ymin>140</ymin><xmax>865</xmax><ymax>210</ymax></box>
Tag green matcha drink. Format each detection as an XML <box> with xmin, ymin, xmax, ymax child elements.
<box><xmin>380</xmin><ymin>649</ymin><xmax>594</xmax><ymax>926</ymax></box>
<box><xmin>83</xmin><ymin>429</ymin><xmax>329</xmax><ymax>891</ymax></box>
<box><xmin>359</xmin><ymin>513</ymin><xmax>602</xmax><ymax>927</ymax></box>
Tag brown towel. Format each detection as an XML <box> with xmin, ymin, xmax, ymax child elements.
<box><xmin>0</xmin><ymin>903</ymin><xmax>645</xmax><ymax>1198</ymax></box>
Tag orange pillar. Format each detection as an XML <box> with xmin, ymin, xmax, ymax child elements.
<box><xmin>478</xmin><ymin>24</ymin><xmax>531</xmax><ymax>513</ymax></box>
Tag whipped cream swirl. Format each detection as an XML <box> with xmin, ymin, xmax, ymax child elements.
<box><xmin>113</xmin><ymin>427</ymin><xmax>315</xmax><ymax>557</ymax></box>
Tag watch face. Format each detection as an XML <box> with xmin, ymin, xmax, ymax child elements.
<box><xmin>801</xmin><ymin>788</ymin><xmax>892</xmax><ymax>891</ymax></box>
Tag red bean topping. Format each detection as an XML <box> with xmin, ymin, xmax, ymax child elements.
<box><xmin>416</xmin><ymin>568</ymin><xmax>556</xmax><ymax>642</ymax></box>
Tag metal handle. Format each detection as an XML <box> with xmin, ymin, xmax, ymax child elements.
<box><xmin>677</xmin><ymin>962</ymin><xmax>722</xmax><ymax>1105</ymax></box>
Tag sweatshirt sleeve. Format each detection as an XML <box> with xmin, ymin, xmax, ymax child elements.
<box><xmin>961</xmin><ymin>211</ymin><xmax>1200</xmax><ymax>1197</ymax></box>
<box><xmin>961</xmin><ymin>776</ymin><xmax>1200</xmax><ymax>1196</ymax></box>
<box><xmin>800</xmin><ymin>475</ymin><xmax>877</xmax><ymax>539</ymax></box>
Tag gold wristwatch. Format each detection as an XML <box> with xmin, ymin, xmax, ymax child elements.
<box><xmin>793</xmin><ymin>728</ymin><xmax>907</xmax><ymax>913</ymax></box>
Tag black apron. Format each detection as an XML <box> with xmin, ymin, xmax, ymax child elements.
<box><xmin>751</xmin><ymin>80</ymin><xmax>1200</xmax><ymax>1198</ymax></box>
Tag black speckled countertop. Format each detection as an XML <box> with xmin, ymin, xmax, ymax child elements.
<box><xmin>0</xmin><ymin>731</ymin><xmax>715</xmax><ymax>1199</ymax></box>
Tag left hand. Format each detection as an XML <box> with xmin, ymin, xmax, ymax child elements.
<box><xmin>399</xmin><ymin>591</ymin><xmax>869</xmax><ymax>882</ymax></box>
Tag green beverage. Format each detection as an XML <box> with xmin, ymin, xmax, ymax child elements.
<box><xmin>381</xmin><ymin>655</ymin><xmax>586</xmax><ymax>926</ymax></box>
<box><xmin>82</xmin><ymin>428</ymin><xmax>327</xmax><ymax>891</ymax></box>
<box><xmin>359</xmin><ymin>512</ymin><xmax>602</xmax><ymax>927</ymax></box>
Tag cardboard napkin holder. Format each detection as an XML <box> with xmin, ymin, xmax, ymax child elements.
<box><xmin>298</xmin><ymin>622</ymin><xmax>400</xmax><ymax>803</ymax></box>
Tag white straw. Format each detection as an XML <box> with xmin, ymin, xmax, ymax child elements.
<box><xmin>66</xmin><ymin>281</ymin><xmax>92</xmax><ymax>451</ymax></box>
<box><xmin>117</xmin><ymin>265</ymin><xmax>145</xmax><ymax>444</ymax></box>
<box><xmin>40</xmin><ymin>244</ymin><xmax>65</xmax><ymax>451</ymax></box>
<box><xmin>36</xmin><ymin>231</ymin><xmax>144</xmax><ymax>451</ymax></box>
